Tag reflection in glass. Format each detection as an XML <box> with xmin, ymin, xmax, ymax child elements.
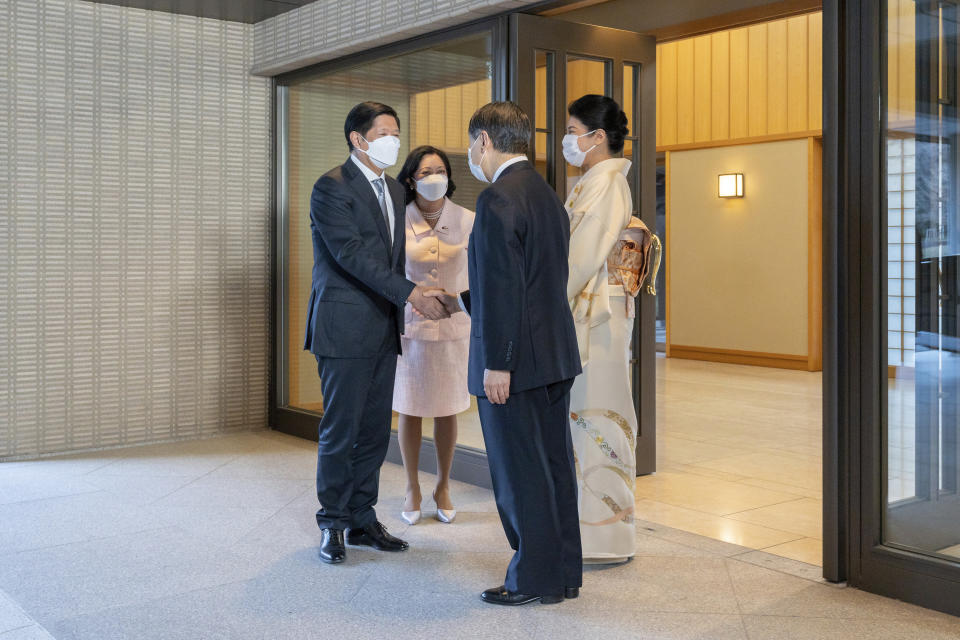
<box><xmin>623</xmin><ymin>63</ymin><xmax>635</xmax><ymax>161</ymax></box>
<box><xmin>884</xmin><ymin>0</ymin><xmax>960</xmax><ymax>562</ymax></box>
<box><xmin>284</xmin><ymin>32</ymin><xmax>493</xmax><ymax>450</ymax></box>
<box><xmin>535</xmin><ymin>50</ymin><xmax>554</xmax><ymax>183</ymax></box>
<box><xmin>565</xmin><ymin>56</ymin><xmax>609</xmax><ymax>197</ymax></box>
<box><xmin>623</xmin><ymin>63</ymin><xmax>639</xmax><ymax>212</ymax></box>
<box><xmin>655</xmin><ymin>161</ymin><xmax>666</xmax><ymax>347</ymax></box>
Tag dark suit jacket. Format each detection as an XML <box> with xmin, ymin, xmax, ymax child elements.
<box><xmin>303</xmin><ymin>157</ymin><xmax>415</xmax><ymax>358</ymax></box>
<box><xmin>464</xmin><ymin>160</ymin><xmax>582</xmax><ymax>396</ymax></box>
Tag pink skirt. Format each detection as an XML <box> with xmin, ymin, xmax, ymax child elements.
<box><xmin>392</xmin><ymin>337</ymin><xmax>471</xmax><ymax>418</ymax></box>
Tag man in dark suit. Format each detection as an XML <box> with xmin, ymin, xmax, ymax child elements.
<box><xmin>431</xmin><ymin>101</ymin><xmax>583</xmax><ymax>605</ymax></box>
<box><xmin>304</xmin><ymin>101</ymin><xmax>448</xmax><ymax>565</ymax></box>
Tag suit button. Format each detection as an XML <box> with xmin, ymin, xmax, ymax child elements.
<box><xmin>430</xmin><ymin>248</ymin><xmax>437</xmax><ymax>254</ymax></box>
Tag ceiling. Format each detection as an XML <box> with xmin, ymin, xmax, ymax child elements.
<box><xmin>81</xmin><ymin>0</ymin><xmax>315</xmax><ymax>24</ymax></box>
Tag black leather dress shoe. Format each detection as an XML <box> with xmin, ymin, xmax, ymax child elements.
<box><xmin>565</xmin><ymin>587</ymin><xmax>580</xmax><ymax>599</ymax></box>
<box><xmin>480</xmin><ymin>586</ymin><xmax>563</xmax><ymax>606</ymax></box>
<box><xmin>319</xmin><ymin>528</ymin><xmax>345</xmax><ymax>564</ymax></box>
<box><xmin>346</xmin><ymin>521</ymin><xmax>409</xmax><ymax>551</ymax></box>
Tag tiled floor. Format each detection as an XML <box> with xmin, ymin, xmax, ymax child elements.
<box><xmin>397</xmin><ymin>356</ymin><xmax>828</xmax><ymax>564</ymax></box>
<box><xmin>378</xmin><ymin>353</ymin><xmax>943</xmax><ymax>568</ymax></box>
<box><xmin>639</xmin><ymin>357</ymin><xmax>825</xmax><ymax>566</ymax></box>
<box><xmin>1</xmin><ymin>432</ymin><xmax>960</xmax><ymax>639</ymax></box>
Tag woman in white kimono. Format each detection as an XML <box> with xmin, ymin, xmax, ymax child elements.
<box><xmin>563</xmin><ymin>94</ymin><xmax>637</xmax><ymax>562</ymax></box>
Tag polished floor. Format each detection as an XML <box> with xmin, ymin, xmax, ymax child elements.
<box><xmin>1</xmin><ymin>432</ymin><xmax>959</xmax><ymax>639</ymax></box>
<box><xmin>432</xmin><ymin>356</ymin><xmax>826</xmax><ymax>565</ymax></box>
<box><xmin>641</xmin><ymin>356</ymin><xmax>824</xmax><ymax>566</ymax></box>
<box><xmin>2</xmin><ymin>432</ymin><xmax>960</xmax><ymax>639</ymax></box>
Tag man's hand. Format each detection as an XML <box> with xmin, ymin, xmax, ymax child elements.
<box><xmin>407</xmin><ymin>285</ymin><xmax>450</xmax><ymax>320</ymax></box>
<box><xmin>423</xmin><ymin>289</ymin><xmax>462</xmax><ymax>316</ymax></box>
<box><xmin>483</xmin><ymin>369</ymin><xmax>511</xmax><ymax>405</ymax></box>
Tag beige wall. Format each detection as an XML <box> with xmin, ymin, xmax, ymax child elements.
<box><xmin>1</xmin><ymin>0</ymin><xmax>271</xmax><ymax>458</ymax></box>
<box><xmin>668</xmin><ymin>139</ymin><xmax>810</xmax><ymax>356</ymax></box>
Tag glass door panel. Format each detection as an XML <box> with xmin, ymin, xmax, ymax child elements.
<box><xmin>280</xmin><ymin>30</ymin><xmax>494</xmax><ymax>450</ymax></box>
<box><xmin>623</xmin><ymin>64</ymin><xmax>640</xmax><ymax>214</ymax></box>
<box><xmin>534</xmin><ymin>50</ymin><xmax>555</xmax><ymax>184</ymax></box>
<box><xmin>564</xmin><ymin>56</ymin><xmax>609</xmax><ymax>197</ymax></box>
<box><xmin>510</xmin><ymin>13</ymin><xmax>657</xmax><ymax>475</ymax></box>
<box><xmin>884</xmin><ymin>0</ymin><xmax>960</xmax><ymax>560</ymax></box>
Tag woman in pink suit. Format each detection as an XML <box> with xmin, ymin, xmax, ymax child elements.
<box><xmin>393</xmin><ymin>146</ymin><xmax>475</xmax><ymax>525</ymax></box>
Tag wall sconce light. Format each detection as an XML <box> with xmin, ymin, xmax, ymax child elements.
<box><xmin>718</xmin><ymin>173</ymin><xmax>744</xmax><ymax>198</ymax></box>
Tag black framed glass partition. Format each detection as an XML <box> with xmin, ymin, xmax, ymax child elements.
<box><xmin>829</xmin><ymin>0</ymin><xmax>960</xmax><ymax>615</ymax></box>
<box><xmin>272</xmin><ymin>20</ymin><xmax>507</xmax><ymax>453</ymax></box>
<box><xmin>883</xmin><ymin>0</ymin><xmax>960</xmax><ymax>566</ymax></box>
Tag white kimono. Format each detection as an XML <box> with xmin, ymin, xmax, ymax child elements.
<box><xmin>566</xmin><ymin>157</ymin><xmax>638</xmax><ymax>562</ymax></box>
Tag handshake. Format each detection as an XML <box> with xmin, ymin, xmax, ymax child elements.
<box><xmin>406</xmin><ymin>286</ymin><xmax>462</xmax><ymax>320</ymax></box>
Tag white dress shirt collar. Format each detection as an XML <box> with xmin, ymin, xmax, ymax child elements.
<box><xmin>492</xmin><ymin>155</ymin><xmax>528</xmax><ymax>183</ymax></box>
<box><xmin>350</xmin><ymin>152</ymin><xmax>384</xmax><ymax>181</ymax></box>
<box><xmin>349</xmin><ymin>153</ymin><xmax>394</xmax><ymax>243</ymax></box>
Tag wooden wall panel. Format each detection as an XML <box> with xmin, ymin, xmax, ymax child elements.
<box><xmin>657</xmin><ymin>12</ymin><xmax>823</xmax><ymax>149</ymax></box>
<box><xmin>747</xmin><ymin>24</ymin><xmax>768</xmax><ymax>137</ymax></box>
<box><xmin>461</xmin><ymin>79</ymin><xmax>479</xmax><ymax>137</ymax></box>
<box><xmin>410</xmin><ymin>79</ymin><xmax>489</xmax><ymax>150</ymax></box>
<box><xmin>729</xmin><ymin>27</ymin><xmax>750</xmax><ymax>140</ymax></box>
<box><xmin>711</xmin><ymin>31</ymin><xmax>730</xmax><ymax>141</ymax></box>
<box><xmin>676</xmin><ymin>38</ymin><xmax>695</xmax><ymax>144</ymax></box>
<box><xmin>897</xmin><ymin>1</ymin><xmax>914</xmax><ymax>126</ymax></box>
<box><xmin>427</xmin><ymin>89</ymin><xmax>445</xmax><ymax>143</ymax></box>
<box><xmin>445</xmin><ymin>85</ymin><xmax>463</xmax><ymax>149</ymax></box>
<box><xmin>766</xmin><ymin>19</ymin><xmax>788</xmax><ymax>134</ymax></box>
<box><xmin>694</xmin><ymin>35</ymin><xmax>713</xmax><ymax>142</ymax></box>
<box><xmin>887</xmin><ymin>0</ymin><xmax>915</xmax><ymax>127</ymax></box>
<box><xmin>656</xmin><ymin>45</ymin><xmax>663</xmax><ymax>146</ymax></box>
<box><xmin>786</xmin><ymin>15</ymin><xmax>809</xmax><ymax>132</ymax></box>
<box><xmin>807</xmin><ymin>11</ymin><xmax>822</xmax><ymax>131</ymax></box>
<box><xmin>660</xmin><ymin>42</ymin><xmax>679</xmax><ymax>145</ymax></box>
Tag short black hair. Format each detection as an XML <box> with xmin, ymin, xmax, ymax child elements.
<box><xmin>467</xmin><ymin>101</ymin><xmax>530</xmax><ymax>155</ymax></box>
<box><xmin>344</xmin><ymin>101</ymin><xmax>400</xmax><ymax>151</ymax></box>
<box><xmin>568</xmin><ymin>94</ymin><xmax>629</xmax><ymax>153</ymax></box>
<box><xmin>396</xmin><ymin>146</ymin><xmax>457</xmax><ymax>205</ymax></box>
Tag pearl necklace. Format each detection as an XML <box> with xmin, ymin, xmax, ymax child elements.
<box><xmin>419</xmin><ymin>202</ymin><xmax>444</xmax><ymax>221</ymax></box>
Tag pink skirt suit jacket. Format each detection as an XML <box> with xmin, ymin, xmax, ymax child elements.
<box><xmin>392</xmin><ymin>198</ymin><xmax>475</xmax><ymax>418</ymax></box>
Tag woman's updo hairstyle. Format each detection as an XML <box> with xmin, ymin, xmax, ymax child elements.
<box><xmin>567</xmin><ymin>94</ymin><xmax>629</xmax><ymax>154</ymax></box>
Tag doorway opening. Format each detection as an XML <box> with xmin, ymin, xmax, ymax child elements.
<box><xmin>542</xmin><ymin>0</ymin><xmax>827</xmax><ymax>568</ymax></box>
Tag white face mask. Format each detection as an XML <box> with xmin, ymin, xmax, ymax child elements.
<box><xmin>562</xmin><ymin>130</ymin><xmax>599</xmax><ymax>167</ymax></box>
<box><xmin>467</xmin><ymin>136</ymin><xmax>488</xmax><ymax>183</ymax></box>
<box><xmin>358</xmin><ymin>134</ymin><xmax>401</xmax><ymax>169</ymax></box>
<box><xmin>415</xmin><ymin>174</ymin><xmax>448</xmax><ymax>202</ymax></box>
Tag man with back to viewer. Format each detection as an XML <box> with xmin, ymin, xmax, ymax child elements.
<box><xmin>431</xmin><ymin>101</ymin><xmax>584</xmax><ymax>604</ymax></box>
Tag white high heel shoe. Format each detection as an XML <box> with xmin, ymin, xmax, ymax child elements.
<box><xmin>436</xmin><ymin>508</ymin><xmax>456</xmax><ymax>524</ymax></box>
<box><xmin>401</xmin><ymin>510</ymin><xmax>421</xmax><ymax>525</ymax></box>
<box><xmin>434</xmin><ymin>491</ymin><xmax>456</xmax><ymax>523</ymax></box>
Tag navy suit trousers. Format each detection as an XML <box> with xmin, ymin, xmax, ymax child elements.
<box><xmin>314</xmin><ymin>339</ymin><xmax>397</xmax><ymax>530</ymax></box>
<box><xmin>478</xmin><ymin>379</ymin><xmax>583</xmax><ymax>595</ymax></box>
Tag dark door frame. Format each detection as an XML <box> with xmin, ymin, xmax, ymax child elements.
<box><xmin>825</xmin><ymin>0</ymin><xmax>960</xmax><ymax>615</ymax></box>
<box><xmin>508</xmin><ymin>12</ymin><xmax>658</xmax><ymax>476</ymax></box>
<box><xmin>269</xmin><ymin>15</ymin><xmax>509</xmax><ymax>437</ymax></box>
<box><xmin>270</xmin><ymin>11</ymin><xmax>658</xmax><ymax>488</ymax></box>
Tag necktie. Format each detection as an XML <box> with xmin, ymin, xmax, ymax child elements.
<box><xmin>372</xmin><ymin>178</ymin><xmax>392</xmax><ymax>245</ymax></box>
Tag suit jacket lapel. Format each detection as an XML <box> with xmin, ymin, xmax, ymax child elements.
<box><xmin>343</xmin><ymin>158</ymin><xmax>392</xmax><ymax>255</ymax></box>
<box><xmin>388</xmin><ymin>178</ymin><xmax>406</xmax><ymax>266</ymax></box>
